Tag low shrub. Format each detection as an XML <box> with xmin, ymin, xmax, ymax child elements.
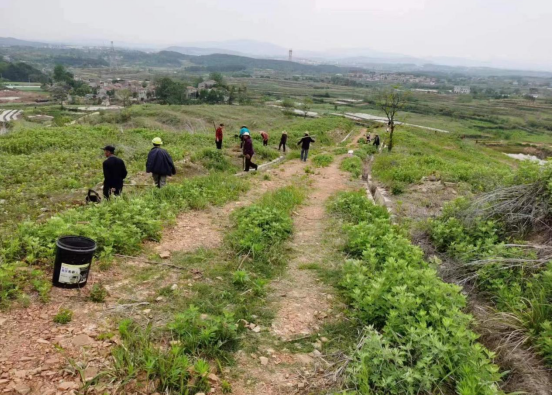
<box><xmin>340</xmin><ymin>156</ymin><xmax>363</xmax><ymax>178</ymax></box>
<box><xmin>191</xmin><ymin>148</ymin><xmax>233</xmax><ymax>172</ymax></box>
<box><xmin>53</xmin><ymin>308</ymin><xmax>73</xmax><ymax>324</ymax></box>
<box><xmin>329</xmin><ymin>191</ymin><xmax>504</xmax><ymax>394</ymax></box>
<box><xmin>3</xmin><ymin>174</ymin><xmax>248</xmax><ymax>264</ymax></box>
<box><xmin>328</xmin><ymin>190</ymin><xmax>388</xmax><ymax>224</ymax></box>
<box><xmin>312</xmin><ymin>154</ymin><xmax>333</xmax><ymax>167</ymax></box>
<box><xmin>0</xmin><ymin>264</ymin><xmax>50</xmax><ymax>306</ymax></box>
<box><xmin>112</xmin><ymin>319</ymin><xmax>211</xmax><ymax>394</ymax></box>
<box><xmin>90</xmin><ymin>283</ymin><xmax>108</xmax><ymax>303</ymax></box>
<box><xmin>168</xmin><ymin>306</ymin><xmax>240</xmax><ymax>358</ymax></box>
<box><xmin>228</xmin><ymin>186</ymin><xmax>304</xmax><ymax>261</ymax></box>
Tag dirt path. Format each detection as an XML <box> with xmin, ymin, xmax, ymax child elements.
<box><xmin>231</xmin><ymin>158</ymin><xmax>357</xmax><ymax>395</ymax></box>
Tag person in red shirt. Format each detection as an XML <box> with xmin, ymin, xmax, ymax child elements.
<box><xmin>215</xmin><ymin>123</ymin><xmax>224</xmax><ymax>149</ymax></box>
<box><xmin>260</xmin><ymin>131</ymin><xmax>269</xmax><ymax>146</ymax></box>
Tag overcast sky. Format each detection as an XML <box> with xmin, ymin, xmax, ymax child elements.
<box><xmin>0</xmin><ymin>0</ymin><xmax>552</xmax><ymax>70</ymax></box>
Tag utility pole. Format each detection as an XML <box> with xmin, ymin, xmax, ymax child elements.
<box><xmin>289</xmin><ymin>49</ymin><xmax>292</xmax><ymax>62</ymax></box>
<box><xmin>110</xmin><ymin>41</ymin><xmax>118</xmax><ymax>71</ymax></box>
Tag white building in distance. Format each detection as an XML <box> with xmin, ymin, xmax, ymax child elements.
<box><xmin>454</xmin><ymin>86</ymin><xmax>471</xmax><ymax>94</ymax></box>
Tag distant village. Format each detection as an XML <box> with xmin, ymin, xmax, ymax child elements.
<box><xmin>71</xmin><ymin>77</ymin><xmax>219</xmax><ymax>105</ymax></box>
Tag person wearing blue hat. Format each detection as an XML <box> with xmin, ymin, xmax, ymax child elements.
<box><xmin>239</xmin><ymin>126</ymin><xmax>249</xmax><ymax>148</ymax></box>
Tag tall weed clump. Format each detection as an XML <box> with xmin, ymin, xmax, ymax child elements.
<box><xmin>329</xmin><ymin>191</ymin><xmax>504</xmax><ymax>394</ymax></box>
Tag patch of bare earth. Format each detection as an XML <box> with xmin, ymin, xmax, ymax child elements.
<box><xmin>231</xmin><ymin>157</ymin><xmax>358</xmax><ymax>395</ymax></box>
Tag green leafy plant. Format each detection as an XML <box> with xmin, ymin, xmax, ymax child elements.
<box><xmin>329</xmin><ymin>191</ymin><xmax>504</xmax><ymax>393</ymax></box>
<box><xmin>158</xmin><ymin>285</ymin><xmax>175</xmax><ymax>297</ymax></box>
<box><xmin>53</xmin><ymin>308</ymin><xmax>73</xmax><ymax>324</ymax></box>
<box><xmin>232</xmin><ymin>270</ymin><xmax>250</xmax><ymax>287</ymax></box>
<box><xmin>312</xmin><ymin>154</ymin><xmax>333</xmax><ymax>168</ymax></box>
<box><xmin>221</xmin><ymin>379</ymin><xmax>232</xmax><ymax>393</ymax></box>
<box><xmin>112</xmin><ymin>319</ymin><xmax>209</xmax><ymax>394</ymax></box>
<box><xmin>340</xmin><ymin>156</ymin><xmax>363</xmax><ymax>178</ymax></box>
<box><xmin>89</xmin><ymin>283</ymin><xmax>108</xmax><ymax>303</ymax></box>
<box><xmin>168</xmin><ymin>305</ymin><xmax>240</xmax><ymax>358</ymax></box>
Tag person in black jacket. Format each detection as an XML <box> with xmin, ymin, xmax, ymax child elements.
<box><xmin>278</xmin><ymin>131</ymin><xmax>288</xmax><ymax>153</ymax></box>
<box><xmin>102</xmin><ymin>145</ymin><xmax>127</xmax><ymax>199</ymax></box>
<box><xmin>146</xmin><ymin>137</ymin><xmax>176</xmax><ymax>188</ymax></box>
<box><xmin>373</xmin><ymin>134</ymin><xmax>380</xmax><ymax>148</ymax></box>
<box><xmin>297</xmin><ymin>132</ymin><xmax>315</xmax><ymax>162</ymax></box>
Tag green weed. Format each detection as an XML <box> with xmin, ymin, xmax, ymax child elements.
<box><xmin>89</xmin><ymin>284</ymin><xmax>108</xmax><ymax>303</ymax></box>
<box><xmin>328</xmin><ymin>191</ymin><xmax>504</xmax><ymax>394</ymax></box>
<box><xmin>53</xmin><ymin>308</ymin><xmax>73</xmax><ymax>324</ymax></box>
<box><xmin>112</xmin><ymin>319</ymin><xmax>211</xmax><ymax>394</ymax></box>
<box><xmin>340</xmin><ymin>156</ymin><xmax>363</xmax><ymax>178</ymax></box>
<box><xmin>312</xmin><ymin>154</ymin><xmax>333</xmax><ymax>167</ymax></box>
<box><xmin>168</xmin><ymin>305</ymin><xmax>240</xmax><ymax>358</ymax></box>
<box><xmin>191</xmin><ymin>148</ymin><xmax>234</xmax><ymax>172</ymax></box>
<box><xmin>232</xmin><ymin>270</ymin><xmax>250</xmax><ymax>287</ymax></box>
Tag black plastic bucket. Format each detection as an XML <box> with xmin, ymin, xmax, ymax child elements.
<box><xmin>52</xmin><ymin>236</ymin><xmax>97</xmax><ymax>289</ymax></box>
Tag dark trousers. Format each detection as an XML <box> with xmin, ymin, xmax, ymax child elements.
<box><xmin>103</xmin><ymin>185</ymin><xmax>122</xmax><ymax>199</ymax></box>
<box><xmin>263</xmin><ymin>140</ymin><xmax>268</xmax><ymax>146</ymax></box>
<box><xmin>216</xmin><ymin>140</ymin><xmax>222</xmax><ymax>149</ymax></box>
<box><xmin>300</xmin><ymin>149</ymin><xmax>309</xmax><ymax>162</ymax></box>
<box><xmin>244</xmin><ymin>155</ymin><xmax>258</xmax><ymax>172</ymax></box>
<box><xmin>279</xmin><ymin>142</ymin><xmax>286</xmax><ymax>152</ymax></box>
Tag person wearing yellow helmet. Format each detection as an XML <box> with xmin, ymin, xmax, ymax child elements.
<box><xmin>146</xmin><ymin>137</ymin><xmax>176</xmax><ymax>188</ymax></box>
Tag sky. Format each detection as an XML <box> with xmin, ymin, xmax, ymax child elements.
<box><xmin>0</xmin><ymin>0</ymin><xmax>552</xmax><ymax>70</ymax></box>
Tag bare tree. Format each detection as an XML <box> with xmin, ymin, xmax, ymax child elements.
<box><xmin>116</xmin><ymin>89</ymin><xmax>132</xmax><ymax>107</ymax></box>
<box><xmin>49</xmin><ymin>83</ymin><xmax>70</xmax><ymax>109</ymax></box>
<box><xmin>378</xmin><ymin>88</ymin><xmax>408</xmax><ymax>151</ymax></box>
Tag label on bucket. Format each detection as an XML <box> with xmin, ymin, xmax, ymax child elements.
<box><xmin>59</xmin><ymin>263</ymin><xmax>90</xmax><ymax>284</ymax></box>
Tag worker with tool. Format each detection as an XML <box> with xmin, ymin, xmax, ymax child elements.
<box><xmin>102</xmin><ymin>145</ymin><xmax>127</xmax><ymax>199</ymax></box>
<box><xmin>146</xmin><ymin>137</ymin><xmax>176</xmax><ymax>188</ymax></box>
<box><xmin>215</xmin><ymin>123</ymin><xmax>224</xmax><ymax>149</ymax></box>
<box><xmin>297</xmin><ymin>132</ymin><xmax>315</xmax><ymax>162</ymax></box>
<box><xmin>242</xmin><ymin>132</ymin><xmax>258</xmax><ymax>172</ymax></box>
<box><xmin>260</xmin><ymin>130</ymin><xmax>269</xmax><ymax>146</ymax></box>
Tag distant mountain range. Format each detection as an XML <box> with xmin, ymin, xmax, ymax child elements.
<box><xmin>0</xmin><ymin>37</ymin><xmax>51</xmax><ymax>48</ymax></box>
<box><xmin>0</xmin><ymin>36</ymin><xmax>551</xmax><ymax>74</ymax></box>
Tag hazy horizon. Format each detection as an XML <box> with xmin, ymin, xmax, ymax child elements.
<box><xmin>1</xmin><ymin>0</ymin><xmax>552</xmax><ymax>71</ymax></box>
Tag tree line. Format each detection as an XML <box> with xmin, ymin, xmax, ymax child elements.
<box><xmin>155</xmin><ymin>73</ymin><xmax>250</xmax><ymax>105</ymax></box>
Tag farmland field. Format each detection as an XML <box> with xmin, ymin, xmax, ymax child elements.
<box><xmin>0</xmin><ymin>65</ymin><xmax>551</xmax><ymax>395</ymax></box>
